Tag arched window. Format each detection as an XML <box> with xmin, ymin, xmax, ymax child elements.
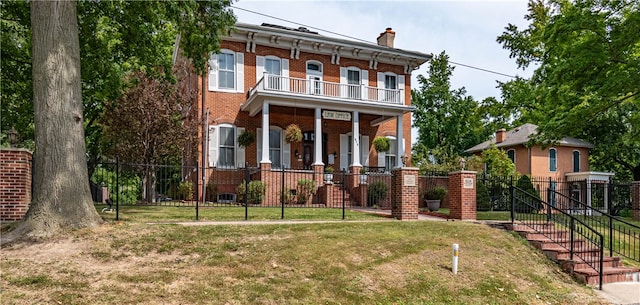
<box><xmin>549</xmin><ymin>148</ymin><xmax>557</xmax><ymax>172</ymax></box>
<box><xmin>306</xmin><ymin>61</ymin><xmax>323</xmax><ymax>95</ymax></box>
<box><xmin>573</xmin><ymin>150</ymin><xmax>580</xmax><ymax>172</ymax></box>
<box><xmin>507</xmin><ymin>149</ymin><xmax>516</xmax><ymax>163</ymax></box>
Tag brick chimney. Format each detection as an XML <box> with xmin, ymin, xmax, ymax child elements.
<box><xmin>495</xmin><ymin>129</ymin><xmax>507</xmax><ymax>143</ymax></box>
<box><xmin>377</xmin><ymin>28</ymin><xmax>395</xmax><ymax>48</ymax></box>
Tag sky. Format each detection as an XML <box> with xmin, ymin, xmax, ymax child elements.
<box><xmin>231</xmin><ymin>0</ymin><xmax>535</xmax><ymax>140</ymax></box>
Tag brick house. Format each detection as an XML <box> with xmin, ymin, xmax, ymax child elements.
<box><xmin>466</xmin><ymin>123</ymin><xmax>615</xmax><ymax>212</ymax></box>
<box><xmin>188</xmin><ymin>23</ymin><xmax>431</xmax><ymax>205</ymax></box>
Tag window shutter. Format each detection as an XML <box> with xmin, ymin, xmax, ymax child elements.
<box><xmin>377</xmin><ymin>72</ymin><xmax>384</xmax><ymax>101</ymax></box>
<box><xmin>340</xmin><ymin>134</ymin><xmax>349</xmax><ymax>171</ymax></box>
<box><xmin>256</xmin><ymin>56</ymin><xmax>265</xmax><ymax>84</ymax></box>
<box><xmin>282</xmin><ymin>59</ymin><xmax>289</xmax><ymax>91</ymax></box>
<box><xmin>398</xmin><ymin>75</ymin><xmax>405</xmax><ymax>104</ymax></box>
<box><xmin>339</xmin><ymin>67</ymin><xmax>347</xmax><ymax>98</ymax></box>
<box><xmin>236</xmin><ymin>127</ymin><xmax>246</xmax><ymax>168</ymax></box>
<box><xmin>208</xmin><ymin>54</ymin><xmax>218</xmax><ymax>91</ymax></box>
<box><xmin>361</xmin><ymin>70</ymin><xmax>369</xmax><ymax>100</ymax></box>
<box><xmin>361</xmin><ymin>135</ymin><xmax>369</xmax><ymax>166</ymax></box>
<box><xmin>377</xmin><ymin>151</ymin><xmax>385</xmax><ymax>168</ymax></box>
<box><xmin>283</xmin><ymin>139</ymin><xmax>291</xmax><ymax>169</ymax></box>
<box><xmin>208</xmin><ymin>125</ymin><xmax>218</xmax><ymax>167</ymax></box>
<box><xmin>236</xmin><ymin>52</ymin><xmax>244</xmax><ymax>93</ymax></box>
<box><xmin>257</xmin><ymin>128</ymin><xmax>262</xmax><ymax>164</ymax></box>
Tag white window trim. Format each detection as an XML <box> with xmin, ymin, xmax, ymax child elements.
<box><xmin>257</xmin><ymin>126</ymin><xmax>290</xmax><ymax>169</ymax></box>
<box><xmin>208</xmin><ymin>124</ymin><xmax>246</xmax><ymax>169</ymax></box>
<box><xmin>376</xmin><ymin>72</ymin><xmax>404</xmax><ymax>103</ymax></box>
<box><xmin>208</xmin><ymin>49</ymin><xmax>244</xmax><ymax>93</ymax></box>
<box><xmin>549</xmin><ymin>148</ymin><xmax>557</xmax><ymax>172</ymax></box>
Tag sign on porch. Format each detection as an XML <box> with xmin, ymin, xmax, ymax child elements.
<box><xmin>322</xmin><ymin>110</ymin><xmax>351</xmax><ymax>121</ymax></box>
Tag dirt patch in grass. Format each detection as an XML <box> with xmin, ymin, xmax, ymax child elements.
<box><xmin>1</xmin><ymin>221</ymin><xmax>611</xmax><ymax>304</ymax></box>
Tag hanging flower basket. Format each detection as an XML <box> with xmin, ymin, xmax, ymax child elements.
<box><xmin>237</xmin><ymin>130</ymin><xmax>256</xmax><ymax>147</ymax></box>
<box><xmin>373</xmin><ymin>136</ymin><xmax>391</xmax><ymax>152</ymax></box>
<box><xmin>285</xmin><ymin>124</ymin><xmax>303</xmax><ymax>143</ymax></box>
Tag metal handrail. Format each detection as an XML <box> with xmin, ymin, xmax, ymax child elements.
<box><xmin>511</xmin><ymin>185</ymin><xmax>604</xmax><ymax>289</ymax></box>
<box><xmin>550</xmin><ymin>189</ymin><xmax>640</xmax><ymax>262</ymax></box>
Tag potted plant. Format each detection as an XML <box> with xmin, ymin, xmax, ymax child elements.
<box><xmin>359</xmin><ymin>167</ymin><xmax>368</xmax><ymax>184</ymax></box>
<box><xmin>373</xmin><ymin>136</ymin><xmax>390</xmax><ymax>153</ymax></box>
<box><xmin>324</xmin><ymin>166</ymin><xmax>334</xmax><ymax>183</ymax></box>
<box><xmin>284</xmin><ymin>124</ymin><xmax>302</xmax><ymax>143</ymax></box>
<box><xmin>237</xmin><ymin>130</ymin><xmax>256</xmax><ymax>147</ymax></box>
<box><xmin>424</xmin><ymin>186</ymin><xmax>447</xmax><ymax>212</ymax></box>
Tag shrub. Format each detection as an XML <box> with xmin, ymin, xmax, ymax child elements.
<box><xmin>296</xmin><ymin>179</ymin><xmax>316</xmax><ymax>205</ymax></box>
<box><xmin>206</xmin><ymin>180</ymin><xmax>218</xmax><ymax>202</ymax></box>
<box><xmin>515</xmin><ymin>175</ymin><xmax>542</xmax><ymax>213</ymax></box>
<box><xmin>368</xmin><ymin>180</ymin><xmax>388</xmax><ymax>207</ymax></box>
<box><xmin>237</xmin><ymin>180</ymin><xmax>267</xmax><ymax>205</ymax></box>
<box><xmin>476</xmin><ymin>180</ymin><xmax>491</xmax><ymax>211</ymax></box>
<box><xmin>424</xmin><ymin>186</ymin><xmax>447</xmax><ymax>200</ymax></box>
<box><xmin>178</xmin><ymin>181</ymin><xmax>194</xmax><ymax>201</ymax></box>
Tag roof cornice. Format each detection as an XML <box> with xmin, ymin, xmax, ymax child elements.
<box><xmin>228</xmin><ymin>22</ymin><xmax>432</xmax><ymax>72</ymax></box>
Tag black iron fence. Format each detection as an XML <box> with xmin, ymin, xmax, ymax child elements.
<box><xmin>89</xmin><ymin>161</ymin><xmax>399</xmax><ymax>220</ymax></box>
<box><xmin>477</xmin><ymin>175</ymin><xmax>635</xmax><ymax>216</ymax></box>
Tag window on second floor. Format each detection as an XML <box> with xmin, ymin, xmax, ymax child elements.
<box><xmin>573</xmin><ymin>150</ymin><xmax>580</xmax><ymax>172</ymax></box>
<box><xmin>208</xmin><ymin>49</ymin><xmax>244</xmax><ymax>93</ymax></box>
<box><xmin>265</xmin><ymin>57</ymin><xmax>281</xmax><ymax>75</ymax></box>
<box><xmin>549</xmin><ymin>148</ymin><xmax>557</xmax><ymax>172</ymax></box>
<box><xmin>377</xmin><ymin>72</ymin><xmax>404</xmax><ymax>103</ymax></box>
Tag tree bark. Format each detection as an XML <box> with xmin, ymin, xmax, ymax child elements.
<box><xmin>3</xmin><ymin>0</ymin><xmax>102</xmax><ymax>243</ymax></box>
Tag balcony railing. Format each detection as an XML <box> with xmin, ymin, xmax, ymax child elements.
<box><xmin>250</xmin><ymin>74</ymin><xmax>404</xmax><ymax>105</ymax></box>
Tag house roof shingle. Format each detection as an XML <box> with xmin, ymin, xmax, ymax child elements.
<box><xmin>465</xmin><ymin>123</ymin><xmax>594</xmax><ymax>153</ymax></box>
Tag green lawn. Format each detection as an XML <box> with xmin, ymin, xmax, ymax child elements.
<box><xmin>95</xmin><ymin>204</ymin><xmax>390</xmax><ymax>223</ymax></box>
<box><xmin>1</xmin><ymin>219</ymin><xmax>606</xmax><ymax>304</ymax></box>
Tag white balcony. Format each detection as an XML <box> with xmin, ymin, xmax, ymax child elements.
<box><xmin>242</xmin><ymin>74</ymin><xmax>411</xmax><ymax>118</ymax></box>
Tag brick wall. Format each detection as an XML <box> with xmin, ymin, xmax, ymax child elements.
<box><xmin>448</xmin><ymin>171</ymin><xmax>477</xmax><ymax>220</ymax></box>
<box><xmin>0</xmin><ymin>149</ymin><xmax>32</xmax><ymax>221</ymax></box>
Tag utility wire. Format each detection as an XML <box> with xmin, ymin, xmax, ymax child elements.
<box><xmin>231</xmin><ymin>5</ymin><xmax>518</xmax><ymax>79</ymax></box>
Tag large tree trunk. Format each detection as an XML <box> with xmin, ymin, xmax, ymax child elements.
<box><xmin>3</xmin><ymin>0</ymin><xmax>102</xmax><ymax>243</ymax></box>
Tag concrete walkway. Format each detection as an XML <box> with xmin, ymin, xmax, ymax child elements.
<box><xmin>168</xmin><ymin>208</ymin><xmax>639</xmax><ymax>305</ymax></box>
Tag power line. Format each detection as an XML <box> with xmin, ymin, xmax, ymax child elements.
<box><xmin>231</xmin><ymin>5</ymin><xmax>518</xmax><ymax>79</ymax></box>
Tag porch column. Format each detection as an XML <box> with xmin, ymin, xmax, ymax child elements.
<box><xmin>261</xmin><ymin>102</ymin><xmax>271</xmax><ymax>164</ymax></box>
<box><xmin>313</xmin><ymin>107</ymin><xmax>323</xmax><ymax>166</ymax></box>
<box><xmin>351</xmin><ymin>111</ymin><xmax>361</xmax><ymax>167</ymax></box>
<box><xmin>586</xmin><ymin>178</ymin><xmax>592</xmax><ymax>216</ymax></box>
<box><xmin>395</xmin><ymin>114</ymin><xmax>404</xmax><ymax>168</ymax></box>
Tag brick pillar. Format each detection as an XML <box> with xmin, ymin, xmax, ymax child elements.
<box><xmin>448</xmin><ymin>170</ymin><xmax>477</xmax><ymax>220</ymax></box>
<box><xmin>259</xmin><ymin>162</ymin><xmax>276</xmax><ymax>205</ymax></box>
<box><xmin>313</xmin><ymin>164</ymin><xmax>324</xmax><ymax>186</ymax></box>
<box><xmin>391</xmin><ymin>167</ymin><xmax>419</xmax><ymax>220</ymax></box>
<box><xmin>348</xmin><ymin>165</ymin><xmax>362</xmax><ymax>191</ymax></box>
<box><xmin>0</xmin><ymin>149</ymin><xmax>32</xmax><ymax>221</ymax></box>
<box><xmin>632</xmin><ymin>181</ymin><xmax>640</xmax><ymax>221</ymax></box>
<box><xmin>358</xmin><ymin>184</ymin><xmax>368</xmax><ymax>207</ymax></box>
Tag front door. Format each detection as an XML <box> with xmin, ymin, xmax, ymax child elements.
<box><xmin>302</xmin><ymin>131</ymin><xmax>328</xmax><ymax>169</ymax></box>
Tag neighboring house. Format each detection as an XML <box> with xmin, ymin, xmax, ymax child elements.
<box><xmin>199</xmin><ymin>23</ymin><xmax>431</xmax><ymax>172</ymax></box>
<box><xmin>466</xmin><ymin>123</ymin><xmax>615</xmax><ymax>212</ymax></box>
<box><xmin>185</xmin><ymin>23</ymin><xmax>432</xmax><ymax>204</ymax></box>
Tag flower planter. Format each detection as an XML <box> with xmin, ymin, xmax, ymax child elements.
<box><xmin>324</xmin><ymin>173</ymin><xmax>333</xmax><ymax>183</ymax></box>
<box><xmin>425</xmin><ymin>199</ymin><xmax>441</xmax><ymax>212</ymax></box>
<box><xmin>359</xmin><ymin>174</ymin><xmax>368</xmax><ymax>184</ymax></box>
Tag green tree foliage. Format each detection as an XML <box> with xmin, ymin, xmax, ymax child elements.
<box><xmin>412</xmin><ymin>51</ymin><xmax>497</xmax><ymax>167</ymax></box>
<box><xmin>1</xmin><ymin>0</ymin><xmax>236</xmax><ymax>162</ymax></box>
<box><xmin>496</xmin><ymin>0</ymin><xmax>640</xmax><ymax>180</ymax></box>
<box><xmin>479</xmin><ymin>144</ymin><xmax>518</xmax><ymax>177</ymax></box>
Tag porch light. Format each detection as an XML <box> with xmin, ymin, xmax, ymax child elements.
<box><xmin>7</xmin><ymin>127</ymin><xmax>18</xmax><ymax>148</ymax></box>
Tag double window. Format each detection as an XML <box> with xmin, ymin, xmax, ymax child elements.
<box><xmin>347</xmin><ymin>68</ymin><xmax>361</xmax><ymax>99</ymax></box>
<box><xmin>218</xmin><ymin>126</ymin><xmax>236</xmax><ymax>168</ymax></box>
<box><xmin>377</xmin><ymin>72</ymin><xmax>404</xmax><ymax>103</ymax></box>
<box><xmin>257</xmin><ymin>56</ymin><xmax>288</xmax><ymax>91</ymax></box>
<box><xmin>257</xmin><ymin>126</ymin><xmax>291</xmax><ymax>169</ymax></box>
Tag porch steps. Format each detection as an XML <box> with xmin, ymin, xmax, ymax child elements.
<box><xmin>506</xmin><ymin>222</ymin><xmax>640</xmax><ymax>286</ymax></box>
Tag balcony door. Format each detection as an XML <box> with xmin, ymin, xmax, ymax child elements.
<box><xmin>306</xmin><ymin>61</ymin><xmax>323</xmax><ymax>95</ymax></box>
